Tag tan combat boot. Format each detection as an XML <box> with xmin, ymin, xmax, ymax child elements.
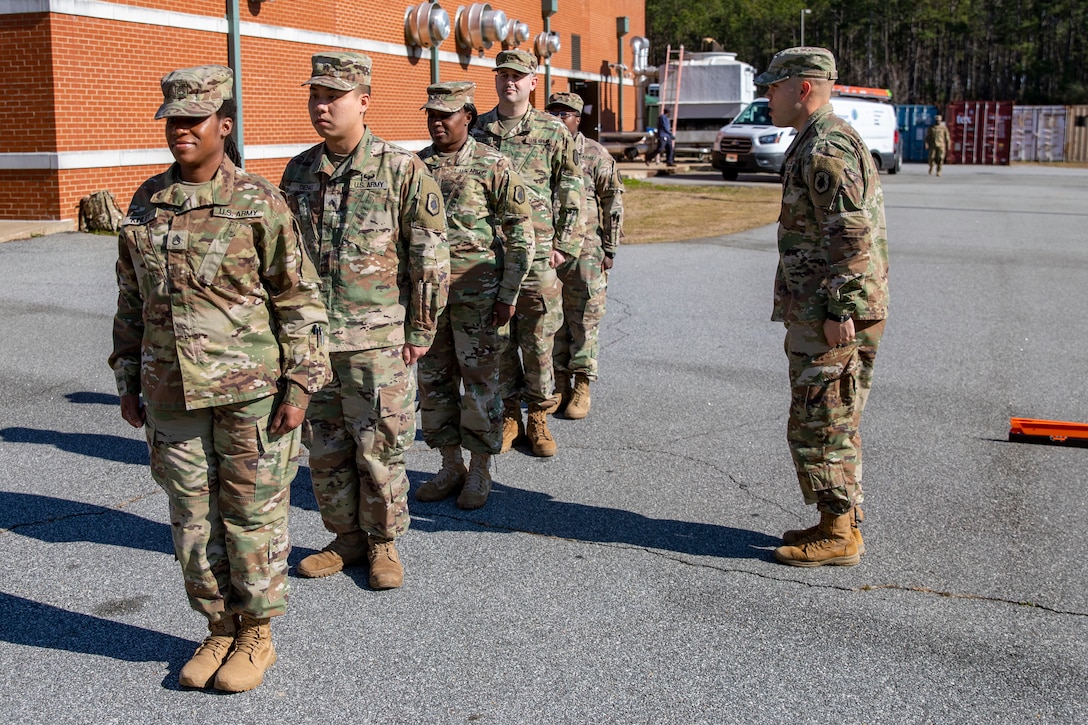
<box><xmin>500</xmin><ymin>401</ymin><xmax>524</xmax><ymax>453</ymax></box>
<box><xmin>548</xmin><ymin>372</ymin><xmax>570</xmax><ymax>416</ymax></box>
<box><xmin>213</xmin><ymin>615</ymin><xmax>275</xmax><ymax>693</ymax></box>
<box><xmin>457</xmin><ymin>452</ymin><xmax>492</xmax><ymax>510</ymax></box>
<box><xmin>178</xmin><ymin>615</ymin><xmax>237</xmax><ymax>689</ymax></box>
<box><xmin>367</xmin><ymin>536</ymin><xmax>403</xmax><ymax>590</ymax></box>
<box><xmin>564</xmin><ymin>374</ymin><xmax>592</xmax><ymax>420</ymax></box>
<box><xmin>774</xmin><ymin>510</ymin><xmax>860</xmax><ymax>567</ymax></box>
<box><xmin>416</xmin><ymin>445</ymin><xmax>467</xmax><ymax>501</ymax></box>
<box><xmin>297</xmin><ymin>530</ymin><xmax>369</xmax><ymax>578</ymax></box>
<box><xmin>782</xmin><ymin>505</ymin><xmax>865</xmax><ymax>555</ymax></box>
<box><xmin>525</xmin><ymin>403</ymin><xmax>557</xmax><ymax>457</ymax></box>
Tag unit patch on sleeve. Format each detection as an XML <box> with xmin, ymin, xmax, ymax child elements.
<box><xmin>513</xmin><ymin>185</ymin><xmax>526</xmax><ymax>205</ymax></box>
<box><xmin>425</xmin><ymin>192</ymin><xmax>440</xmax><ymax>217</ymax></box>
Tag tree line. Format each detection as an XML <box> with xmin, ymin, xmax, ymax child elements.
<box><xmin>645</xmin><ymin>0</ymin><xmax>1088</xmax><ymax>105</ymax></box>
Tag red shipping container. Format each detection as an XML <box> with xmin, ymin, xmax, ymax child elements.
<box><xmin>946</xmin><ymin>101</ymin><xmax>1014</xmax><ymax>165</ymax></box>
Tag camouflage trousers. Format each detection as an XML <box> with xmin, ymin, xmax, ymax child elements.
<box><xmin>304</xmin><ymin>347</ymin><xmax>415</xmax><ymax>540</ymax></box>
<box><xmin>554</xmin><ymin>245</ymin><xmax>608</xmax><ymax>381</ymax></box>
<box><xmin>418</xmin><ymin>297</ymin><xmax>503</xmax><ymax>454</ymax></box>
<box><xmin>144</xmin><ymin>395</ymin><xmax>296</xmax><ymax>622</ymax></box>
<box><xmin>928</xmin><ymin>146</ymin><xmax>946</xmax><ymax>173</ymax></box>
<box><xmin>784</xmin><ymin>319</ymin><xmax>885</xmax><ymax>513</ymax></box>
<box><xmin>499</xmin><ymin>258</ymin><xmax>562</xmax><ymax>406</ymax></box>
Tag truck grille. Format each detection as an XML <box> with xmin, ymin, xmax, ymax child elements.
<box><xmin>719</xmin><ymin>137</ymin><xmax>752</xmax><ymax>153</ymax></box>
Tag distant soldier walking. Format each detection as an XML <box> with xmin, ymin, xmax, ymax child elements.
<box><xmin>545</xmin><ymin>92</ymin><xmax>625</xmax><ymax>419</ymax></box>
<box><xmin>925</xmin><ymin>114</ymin><xmax>951</xmax><ymax>176</ymax></box>
<box><xmin>415</xmin><ymin>81</ymin><xmax>534</xmax><ymax>509</ymax></box>
<box><xmin>759</xmin><ymin>47</ymin><xmax>889</xmax><ymax>567</ymax></box>
<box><xmin>110</xmin><ymin>65</ymin><xmax>330</xmax><ymax>692</ymax></box>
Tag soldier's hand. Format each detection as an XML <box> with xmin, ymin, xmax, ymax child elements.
<box><xmin>823</xmin><ymin>317</ymin><xmax>856</xmax><ymax>347</ymax></box>
<box><xmin>601</xmin><ymin>255</ymin><xmax>614</xmax><ymax>272</ymax></box>
<box><xmin>549</xmin><ymin>249</ymin><xmax>568</xmax><ymax>269</ymax></box>
<box><xmin>269</xmin><ymin>403</ymin><xmax>305</xmax><ymax>435</ymax></box>
<box><xmin>402</xmin><ymin>343</ymin><xmax>430</xmax><ymax>366</ymax></box>
<box><xmin>120</xmin><ymin>394</ymin><xmax>145</xmax><ymax>428</ymax></box>
<box><xmin>491</xmin><ymin>301</ymin><xmax>516</xmax><ymax>327</ymax></box>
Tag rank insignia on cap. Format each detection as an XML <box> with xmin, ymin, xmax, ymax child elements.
<box><xmin>426</xmin><ymin>192</ymin><xmax>440</xmax><ymax>217</ymax></box>
<box><xmin>513</xmin><ymin>185</ymin><xmax>525</xmax><ymax>205</ymax></box>
<box><xmin>813</xmin><ymin>170</ymin><xmax>831</xmax><ymax>194</ymax></box>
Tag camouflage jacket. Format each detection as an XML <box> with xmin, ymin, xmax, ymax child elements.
<box><xmin>471</xmin><ymin>107</ymin><xmax>584</xmax><ymax>261</ymax></box>
<box><xmin>419</xmin><ymin>136</ymin><xmax>534</xmax><ymax>305</ymax></box>
<box><xmin>573</xmin><ymin>134</ymin><xmax>625</xmax><ymax>257</ymax></box>
<box><xmin>110</xmin><ymin>157</ymin><xmax>330</xmax><ymax>412</ymax></box>
<box><xmin>280</xmin><ymin>128</ymin><xmax>450</xmax><ymax>351</ymax></box>
<box><xmin>925</xmin><ymin>123</ymin><xmax>950</xmax><ymax>150</ymax></box>
<box><xmin>773</xmin><ymin>104</ymin><xmax>889</xmax><ymax>324</ymax></box>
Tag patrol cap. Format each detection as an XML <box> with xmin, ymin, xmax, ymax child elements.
<box><xmin>155</xmin><ymin>65</ymin><xmax>233</xmax><ymax>120</ymax></box>
<box><xmin>754</xmin><ymin>46</ymin><xmax>838</xmax><ymax>86</ymax></box>
<box><xmin>303</xmin><ymin>51</ymin><xmax>372</xmax><ymax>91</ymax></box>
<box><xmin>494</xmin><ymin>49</ymin><xmax>537</xmax><ymax>75</ymax></box>
<box><xmin>546</xmin><ymin>92</ymin><xmax>583</xmax><ymax>114</ymax></box>
<box><xmin>422</xmin><ymin>81</ymin><xmax>476</xmax><ymax>112</ymax></box>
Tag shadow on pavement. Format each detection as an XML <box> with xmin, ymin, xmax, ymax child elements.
<box><xmin>0</xmin><ymin>426</ymin><xmax>147</xmax><ymax>466</ymax></box>
<box><xmin>409</xmin><ymin>478</ymin><xmax>777</xmax><ymax>561</ymax></box>
<box><xmin>0</xmin><ymin>491</ymin><xmax>172</xmax><ymax>555</ymax></box>
<box><xmin>65</xmin><ymin>391</ymin><xmax>121</xmax><ymax>406</ymax></box>
<box><xmin>0</xmin><ymin>591</ymin><xmax>193</xmax><ymax>670</ymax></box>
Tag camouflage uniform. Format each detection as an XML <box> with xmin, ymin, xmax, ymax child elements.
<box><xmin>925</xmin><ymin>117</ymin><xmax>951</xmax><ymax>175</ymax></box>
<box><xmin>472</xmin><ymin>52</ymin><xmax>583</xmax><ymax>410</ymax></box>
<box><xmin>110</xmin><ymin>67</ymin><xmax>330</xmax><ymax>622</ymax></box>
<box><xmin>418</xmin><ymin>83</ymin><xmax>534</xmax><ymax>455</ymax></box>
<box><xmin>547</xmin><ymin>94</ymin><xmax>625</xmax><ymax>384</ymax></box>
<box><xmin>773</xmin><ymin>97</ymin><xmax>889</xmax><ymax>514</ymax></box>
<box><xmin>280</xmin><ymin>54</ymin><xmax>449</xmax><ymax>541</ymax></box>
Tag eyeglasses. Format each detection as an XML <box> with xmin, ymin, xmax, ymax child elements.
<box><xmin>548</xmin><ymin>110</ymin><xmax>579</xmax><ymax>119</ymax></box>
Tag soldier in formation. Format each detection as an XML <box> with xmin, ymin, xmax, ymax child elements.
<box><xmin>280</xmin><ymin>52</ymin><xmax>450</xmax><ymax>588</ymax></box>
<box><xmin>925</xmin><ymin>114</ymin><xmax>951</xmax><ymax>176</ymax></box>
<box><xmin>414</xmin><ymin>81</ymin><xmax>535</xmax><ymax>509</ymax></box>
<box><xmin>471</xmin><ymin>49</ymin><xmax>584</xmax><ymax>458</ymax></box>
<box><xmin>759</xmin><ymin>47</ymin><xmax>890</xmax><ymax>567</ymax></box>
<box><xmin>544</xmin><ymin>93</ymin><xmax>625</xmax><ymax>419</ymax></box>
<box><xmin>110</xmin><ymin>65</ymin><xmax>330</xmax><ymax>691</ymax></box>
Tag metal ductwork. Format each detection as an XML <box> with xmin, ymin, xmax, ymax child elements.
<box><xmin>630</xmin><ymin>36</ymin><xmax>654</xmax><ymax>76</ymax></box>
<box><xmin>404</xmin><ymin>2</ymin><xmax>451</xmax><ymax>48</ymax></box>
<box><xmin>455</xmin><ymin>3</ymin><xmax>510</xmax><ymax>56</ymax></box>
<box><xmin>534</xmin><ymin>31</ymin><xmax>560</xmax><ymax>59</ymax></box>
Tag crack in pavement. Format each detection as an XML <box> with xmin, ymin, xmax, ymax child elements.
<box><xmin>420</xmin><ymin>509</ymin><xmax>1088</xmax><ymax>618</ymax></box>
<box><xmin>0</xmin><ymin>489</ymin><xmax>162</xmax><ymax>536</ymax></box>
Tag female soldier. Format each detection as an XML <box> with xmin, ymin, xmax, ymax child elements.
<box><xmin>109</xmin><ymin>65</ymin><xmax>329</xmax><ymax>692</ymax></box>
<box><xmin>415</xmin><ymin>81</ymin><xmax>534</xmax><ymax>509</ymax></box>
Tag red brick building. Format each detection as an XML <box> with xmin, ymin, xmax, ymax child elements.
<box><xmin>0</xmin><ymin>0</ymin><xmax>646</xmax><ymax>221</ymax></box>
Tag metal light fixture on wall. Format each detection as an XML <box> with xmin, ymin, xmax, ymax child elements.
<box><xmin>455</xmin><ymin>3</ymin><xmax>510</xmax><ymax>57</ymax></box>
<box><xmin>405</xmin><ymin>2</ymin><xmax>451</xmax><ymax>48</ymax></box>
<box><xmin>533</xmin><ymin>31</ymin><xmax>560</xmax><ymax>59</ymax></box>
<box><xmin>503</xmin><ymin>19</ymin><xmax>530</xmax><ymax>49</ymax></box>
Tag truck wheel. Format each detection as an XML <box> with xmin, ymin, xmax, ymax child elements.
<box><xmin>721</xmin><ymin>168</ymin><xmax>739</xmax><ymax>181</ymax></box>
<box><xmin>889</xmin><ymin>153</ymin><xmax>902</xmax><ymax>174</ymax></box>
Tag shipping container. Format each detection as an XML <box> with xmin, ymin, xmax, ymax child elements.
<box><xmin>1066</xmin><ymin>105</ymin><xmax>1088</xmax><ymax>163</ymax></box>
<box><xmin>946</xmin><ymin>101</ymin><xmax>1013</xmax><ymax>165</ymax></box>
<box><xmin>1011</xmin><ymin>106</ymin><xmax>1067</xmax><ymax>162</ymax></box>
<box><xmin>896</xmin><ymin>104</ymin><xmax>939</xmax><ymax>162</ymax></box>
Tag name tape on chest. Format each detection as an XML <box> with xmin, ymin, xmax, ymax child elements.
<box><xmin>287</xmin><ymin>182</ymin><xmax>320</xmax><ymax>193</ymax></box>
<box><xmin>123</xmin><ymin>211</ymin><xmax>156</xmax><ymax>226</ymax></box>
<box><xmin>212</xmin><ymin>208</ymin><xmax>264</xmax><ymax>219</ymax></box>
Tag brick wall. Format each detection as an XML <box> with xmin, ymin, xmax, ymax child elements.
<box><xmin>2</xmin><ymin>1</ymin><xmax>646</xmax><ymax>220</ymax></box>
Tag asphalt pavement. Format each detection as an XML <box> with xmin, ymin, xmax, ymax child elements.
<box><xmin>1</xmin><ymin>162</ymin><xmax>1086</xmax><ymax>723</ymax></box>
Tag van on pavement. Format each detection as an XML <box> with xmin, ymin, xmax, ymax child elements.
<box><xmin>711</xmin><ymin>89</ymin><xmax>902</xmax><ymax>180</ymax></box>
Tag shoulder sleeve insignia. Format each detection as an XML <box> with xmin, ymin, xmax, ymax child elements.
<box><xmin>513</xmin><ymin>185</ymin><xmax>526</xmax><ymax>205</ymax></box>
<box><xmin>813</xmin><ymin>171</ymin><xmax>831</xmax><ymax>194</ymax></box>
<box><xmin>425</xmin><ymin>191</ymin><xmax>440</xmax><ymax>217</ymax></box>
<box><xmin>810</xmin><ymin>154</ymin><xmax>846</xmax><ymax>209</ymax></box>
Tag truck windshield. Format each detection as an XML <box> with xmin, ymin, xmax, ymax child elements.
<box><xmin>732</xmin><ymin>102</ymin><xmax>773</xmax><ymax>125</ymax></box>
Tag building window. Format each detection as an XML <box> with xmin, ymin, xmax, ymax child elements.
<box><xmin>571</xmin><ymin>34</ymin><xmax>581</xmax><ymax>71</ymax></box>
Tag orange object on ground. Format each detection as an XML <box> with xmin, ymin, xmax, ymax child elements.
<box><xmin>1008</xmin><ymin>417</ymin><xmax>1088</xmax><ymax>447</ymax></box>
